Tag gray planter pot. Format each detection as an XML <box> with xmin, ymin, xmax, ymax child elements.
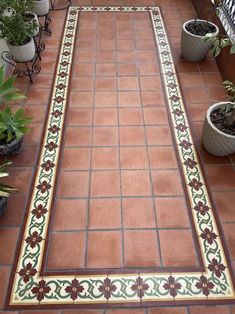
<box><xmin>0</xmin><ymin>136</ymin><xmax>24</xmax><ymax>156</ymax></box>
<box><xmin>32</xmin><ymin>0</ymin><xmax>50</xmax><ymax>16</ymax></box>
<box><xmin>7</xmin><ymin>37</ymin><xmax>35</xmax><ymax>63</ymax></box>
<box><xmin>202</xmin><ymin>102</ymin><xmax>235</xmax><ymax>156</ymax></box>
<box><xmin>0</xmin><ymin>197</ymin><xmax>7</xmax><ymax>219</ymax></box>
<box><xmin>181</xmin><ymin>19</ymin><xmax>219</xmax><ymax>62</ymax></box>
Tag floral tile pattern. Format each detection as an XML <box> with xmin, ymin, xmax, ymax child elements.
<box><xmin>6</xmin><ymin>6</ymin><xmax>235</xmax><ymax>308</ymax></box>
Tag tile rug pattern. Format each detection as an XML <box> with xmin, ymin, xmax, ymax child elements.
<box><xmin>6</xmin><ymin>6</ymin><xmax>235</xmax><ymax>309</ymax></box>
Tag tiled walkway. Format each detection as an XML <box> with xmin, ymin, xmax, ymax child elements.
<box><xmin>1</xmin><ymin>0</ymin><xmax>235</xmax><ymax>313</ymax></box>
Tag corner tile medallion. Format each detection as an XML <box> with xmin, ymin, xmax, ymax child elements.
<box><xmin>7</xmin><ymin>6</ymin><xmax>235</xmax><ymax>308</ymax></box>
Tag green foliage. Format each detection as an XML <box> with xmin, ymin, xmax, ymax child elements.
<box><xmin>224</xmin><ymin>80</ymin><xmax>235</xmax><ymax>102</ymax></box>
<box><xmin>0</xmin><ymin>66</ymin><xmax>26</xmax><ymax>104</ymax></box>
<box><xmin>0</xmin><ymin>12</ymin><xmax>37</xmax><ymax>46</ymax></box>
<box><xmin>0</xmin><ymin>0</ymin><xmax>34</xmax><ymax>15</ymax></box>
<box><xmin>0</xmin><ymin>161</ymin><xmax>18</xmax><ymax>197</ymax></box>
<box><xmin>0</xmin><ymin>106</ymin><xmax>32</xmax><ymax>143</ymax></box>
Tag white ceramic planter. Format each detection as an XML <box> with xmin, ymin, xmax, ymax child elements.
<box><xmin>181</xmin><ymin>19</ymin><xmax>219</xmax><ymax>62</ymax></box>
<box><xmin>32</xmin><ymin>0</ymin><xmax>50</xmax><ymax>16</ymax></box>
<box><xmin>202</xmin><ymin>102</ymin><xmax>235</xmax><ymax>156</ymax></box>
<box><xmin>7</xmin><ymin>37</ymin><xmax>35</xmax><ymax>62</ymax></box>
<box><xmin>25</xmin><ymin>11</ymin><xmax>40</xmax><ymax>37</ymax></box>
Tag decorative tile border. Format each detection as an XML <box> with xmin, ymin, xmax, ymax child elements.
<box><xmin>6</xmin><ymin>6</ymin><xmax>235</xmax><ymax>308</ymax></box>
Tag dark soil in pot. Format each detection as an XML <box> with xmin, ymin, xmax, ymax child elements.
<box><xmin>0</xmin><ymin>136</ymin><xmax>24</xmax><ymax>156</ymax></box>
<box><xmin>0</xmin><ymin>197</ymin><xmax>7</xmax><ymax>219</ymax></box>
<box><xmin>186</xmin><ymin>21</ymin><xmax>217</xmax><ymax>36</ymax></box>
<box><xmin>210</xmin><ymin>108</ymin><xmax>235</xmax><ymax>136</ymax></box>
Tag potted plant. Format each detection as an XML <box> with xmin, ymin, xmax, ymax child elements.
<box><xmin>181</xmin><ymin>1</ymin><xmax>219</xmax><ymax>62</ymax></box>
<box><xmin>0</xmin><ymin>160</ymin><xmax>18</xmax><ymax>219</ymax></box>
<box><xmin>202</xmin><ymin>35</ymin><xmax>235</xmax><ymax>156</ymax></box>
<box><xmin>32</xmin><ymin>0</ymin><xmax>50</xmax><ymax>16</ymax></box>
<box><xmin>0</xmin><ymin>10</ymin><xmax>38</xmax><ymax>62</ymax></box>
<box><xmin>0</xmin><ymin>106</ymin><xmax>32</xmax><ymax>156</ymax></box>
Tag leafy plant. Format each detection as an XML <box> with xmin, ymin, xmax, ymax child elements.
<box><xmin>0</xmin><ymin>12</ymin><xmax>37</xmax><ymax>46</ymax></box>
<box><xmin>0</xmin><ymin>0</ymin><xmax>34</xmax><ymax>16</ymax></box>
<box><xmin>0</xmin><ymin>106</ymin><xmax>32</xmax><ymax>143</ymax></box>
<box><xmin>0</xmin><ymin>65</ymin><xmax>26</xmax><ymax>104</ymax></box>
<box><xmin>0</xmin><ymin>160</ymin><xmax>18</xmax><ymax>197</ymax></box>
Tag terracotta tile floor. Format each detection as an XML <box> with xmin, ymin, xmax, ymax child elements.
<box><xmin>1</xmin><ymin>0</ymin><xmax>235</xmax><ymax>312</ymax></box>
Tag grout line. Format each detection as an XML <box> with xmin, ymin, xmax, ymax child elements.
<box><xmin>114</xmin><ymin>11</ymin><xmax>125</xmax><ymax>268</ymax></box>
<box><xmin>134</xmin><ymin>11</ymin><xmax>163</xmax><ymax>268</ymax></box>
<box><xmin>83</xmin><ymin>11</ymin><xmax>98</xmax><ymax>269</ymax></box>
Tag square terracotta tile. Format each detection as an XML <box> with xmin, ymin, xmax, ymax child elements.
<box><xmin>71</xmin><ymin>77</ymin><xmax>94</xmax><ymax>91</ymax></box>
<box><xmin>62</xmin><ymin>147</ymin><xmax>91</xmax><ymax>170</ymax></box>
<box><xmin>151</xmin><ymin>170</ymin><xmax>184</xmax><ymax>196</ymax></box>
<box><xmin>76</xmin><ymin>50</ymin><xmax>95</xmax><ymax>62</ymax></box>
<box><xmin>148</xmin><ymin>146</ymin><xmax>177</xmax><ymax>169</ymax></box>
<box><xmin>117</xmin><ymin>63</ymin><xmax>138</xmax><ymax>76</ymax></box>
<box><xmin>96</xmin><ymin>50</ymin><xmax>116</xmax><ymax>62</ymax></box>
<box><xmin>58</xmin><ymin>171</ymin><xmax>89</xmax><ymax>197</ymax></box>
<box><xmin>89</xmin><ymin>198</ymin><xmax>121</xmax><ymax>229</ymax></box>
<box><xmin>139</xmin><ymin>63</ymin><xmax>159</xmax><ymax>76</ymax></box>
<box><xmin>92</xmin><ymin>147</ymin><xmax>119</xmax><ymax>169</ymax></box>
<box><xmin>94</xmin><ymin>92</ymin><xmax>117</xmax><ymax>107</ymax></box>
<box><xmin>118</xmin><ymin>92</ymin><xmax>141</xmax><ymax>107</ymax></box>
<box><xmin>90</xmin><ymin>171</ymin><xmax>120</xmax><ymax>197</ymax></box>
<box><xmin>136</xmin><ymin>39</ymin><xmax>155</xmax><ymax>50</ymax></box>
<box><xmin>117</xmin><ymin>51</ymin><xmax>136</xmax><ymax>62</ymax></box>
<box><xmin>47</xmin><ymin>232</ymin><xmax>85</xmax><ymax>269</ymax></box>
<box><xmin>26</xmin><ymin>89</ymin><xmax>50</xmax><ymax>105</ymax></box>
<box><xmin>122</xmin><ymin>198</ymin><xmax>156</xmax><ymax>228</ymax></box>
<box><xmin>116</xmin><ymin>29</ymin><xmax>133</xmax><ymax>40</ymax></box>
<box><xmin>140</xmin><ymin>76</ymin><xmax>162</xmax><ymax>91</ymax></box>
<box><xmin>93</xmin><ymin>108</ymin><xmax>118</xmax><ymax>126</ymax></box>
<box><xmin>96</xmin><ymin>63</ymin><xmax>116</xmax><ymax>76</ymax></box>
<box><xmin>77</xmin><ymin>40</ymin><xmax>96</xmax><ymax>50</ymax></box>
<box><xmin>86</xmin><ymin>231</ymin><xmax>122</xmax><ymax>268</ymax></box>
<box><xmin>145</xmin><ymin>126</ymin><xmax>173</xmax><ymax>145</ymax></box>
<box><xmin>119</xmin><ymin>108</ymin><xmax>143</xmax><ymax>125</ymax></box>
<box><xmin>183</xmin><ymin>87</ymin><xmax>209</xmax><ymax>103</ymax></box>
<box><xmin>137</xmin><ymin>51</ymin><xmax>156</xmax><ymax>62</ymax></box>
<box><xmin>155</xmin><ymin>197</ymin><xmax>190</xmax><ymax>228</ymax></box>
<box><xmin>119</xmin><ymin>126</ymin><xmax>145</xmax><ymax>146</ymax></box>
<box><xmin>143</xmin><ymin>107</ymin><xmax>168</xmax><ymax>125</ymax></box>
<box><xmin>121</xmin><ymin>170</ymin><xmax>152</xmax><ymax>196</ymax></box>
<box><xmin>67</xmin><ymin>108</ymin><xmax>93</xmax><ymax>126</ymax></box>
<box><xmin>120</xmin><ymin>147</ymin><xmax>148</xmax><ymax>169</ymax></box>
<box><xmin>73</xmin><ymin>63</ymin><xmax>94</xmax><ymax>77</ymax></box>
<box><xmin>65</xmin><ymin>127</ymin><xmax>92</xmax><ymax>146</ymax></box>
<box><xmin>69</xmin><ymin>92</ymin><xmax>93</xmax><ymax>108</ymax></box>
<box><xmin>53</xmin><ymin>199</ymin><xmax>87</xmax><ymax>231</ymax></box>
<box><xmin>118</xmin><ymin>77</ymin><xmax>139</xmax><ymax>91</ymax></box>
<box><xmin>97</xmin><ymin>39</ymin><xmax>116</xmax><ymax>50</ymax></box>
<box><xmin>0</xmin><ymin>228</ymin><xmax>19</xmax><ymax>264</ymax></box>
<box><xmin>159</xmin><ymin>229</ymin><xmax>198</xmax><ymax>267</ymax></box>
<box><xmin>92</xmin><ymin>127</ymin><xmax>118</xmax><ymax>146</ymax></box>
<box><xmin>142</xmin><ymin>91</ymin><xmax>165</xmax><ymax>107</ymax></box>
<box><xmin>116</xmin><ymin>39</ymin><xmax>135</xmax><ymax>50</ymax></box>
<box><xmin>124</xmin><ymin>230</ymin><xmax>160</xmax><ymax>267</ymax></box>
<box><xmin>95</xmin><ymin>77</ymin><xmax>116</xmax><ymax>91</ymax></box>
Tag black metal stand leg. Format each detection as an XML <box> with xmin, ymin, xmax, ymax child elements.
<box><xmin>25</xmin><ymin>62</ymin><xmax>33</xmax><ymax>84</ymax></box>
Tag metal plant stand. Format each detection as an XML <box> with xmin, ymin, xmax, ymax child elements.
<box><xmin>1</xmin><ymin>26</ymin><xmax>45</xmax><ymax>84</ymax></box>
<box><xmin>39</xmin><ymin>13</ymin><xmax>52</xmax><ymax>36</ymax></box>
<box><xmin>50</xmin><ymin>0</ymin><xmax>71</xmax><ymax>11</ymax></box>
